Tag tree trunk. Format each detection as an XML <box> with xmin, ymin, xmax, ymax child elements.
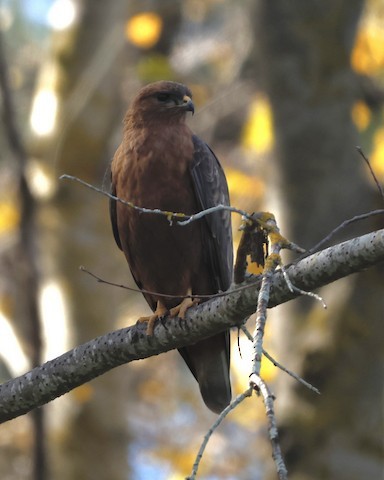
<box><xmin>252</xmin><ymin>1</ymin><xmax>383</xmax><ymax>478</ymax></box>
<box><xmin>29</xmin><ymin>2</ymin><xmax>132</xmax><ymax>479</ymax></box>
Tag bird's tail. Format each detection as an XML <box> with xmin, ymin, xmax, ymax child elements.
<box><xmin>179</xmin><ymin>332</ymin><xmax>231</xmax><ymax>414</ymax></box>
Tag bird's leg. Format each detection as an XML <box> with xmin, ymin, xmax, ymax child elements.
<box><xmin>137</xmin><ymin>300</ymin><xmax>168</xmax><ymax>336</ymax></box>
<box><xmin>169</xmin><ymin>288</ymin><xmax>200</xmax><ymax>319</ymax></box>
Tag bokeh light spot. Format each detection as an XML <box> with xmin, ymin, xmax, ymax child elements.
<box><xmin>125</xmin><ymin>12</ymin><xmax>163</xmax><ymax>49</ymax></box>
<box><xmin>47</xmin><ymin>0</ymin><xmax>77</xmax><ymax>31</ymax></box>
<box><xmin>30</xmin><ymin>89</ymin><xmax>58</xmax><ymax>136</ymax></box>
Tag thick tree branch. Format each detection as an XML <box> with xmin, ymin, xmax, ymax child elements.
<box><xmin>0</xmin><ymin>229</ymin><xmax>383</xmax><ymax>423</ymax></box>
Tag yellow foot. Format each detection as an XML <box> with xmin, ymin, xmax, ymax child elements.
<box><xmin>137</xmin><ymin>301</ymin><xmax>168</xmax><ymax>335</ymax></box>
<box><xmin>169</xmin><ymin>294</ymin><xmax>200</xmax><ymax>319</ymax></box>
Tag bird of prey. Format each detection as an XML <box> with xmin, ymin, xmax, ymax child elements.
<box><xmin>110</xmin><ymin>81</ymin><xmax>233</xmax><ymax>413</ymax></box>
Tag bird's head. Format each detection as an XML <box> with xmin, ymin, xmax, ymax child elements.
<box><xmin>128</xmin><ymin>81</ymin><xmax>195</xmax><ymax>124</ymax></box>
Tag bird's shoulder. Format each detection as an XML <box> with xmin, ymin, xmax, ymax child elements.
<box><xmin>190</xmin><ymin>135</ymin><xmax>230</xmax><ymax>206</ymax></box>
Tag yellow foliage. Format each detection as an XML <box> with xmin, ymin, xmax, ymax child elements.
<box><xmin>0</xmin><ymin>294</ymin><xmax>13</xmax><ymax>319</ymax></box>
<box><xmin>233</xmin><ymin>350</ymin><xmax>278</xmax><ymax>390</ymax></box>
<box><xmin>226</xmin><ymin>168</ymin><xmax>264</xmax><ymax>200</ymax></box>
<box><xmin>0</xmin><ymin>201</ymin><xmax>19</xmax><ymax>234</ymax></box>
<box><xmin>125</xmin><ymin>12</ymin><xmax>163</xmax><ymax>49</ymax></box>
<box><xmin>138</xmin><ymin>377</ymin><xmax>167</xmax><ymax>402</ymax></box>
<box><xmin>230</xmin><ymin>395</ymin><xmax>265</xmax><ymax>428</ymax></box>
<box><xmin>167</xmin><ymin>474</ymin><xmax>187</xmax><ymax>480</ymax></box>
<box><xmin>260</xmin><ymin>350</ymin><xmax>280</xmax><ymax>383</ymax></box>
<box><xmin>247</xmin><ymin>259</ymin><xmax>264</xmax><ymax>275</ymax></box>
<box><xmin>153</xmin><ymin>446</ymin><xmax>200</xmax><ymax>477</ymax></box>
<box><xmin>352</xmin><ymin>22</ymin><xmax>384</xmax><ymax>75</ymax></box>
<box><xmin>241</xmin><ymin>96</ymin><xmax>274</xmax><ymax>154</ymax></box>
<box><xmin>230</xmin><ymin>369</ymin><xmax>265</xmax><ymax>426</ymax></box>
<box><xmin>232</xmin><ymin>331</ymin><xmax>278</xmax><ymax>395</ymax></box>
<box><xmin>351</xmin><ymin>101</ymin><xmax>371</xmax><ymax>131</ymax></box>
<box><xmin>71</xmin><ymin>384</ymin><xmax>94</xmax><ymax>404</ymax></box>
<box><xmin>371</xmin><ymin>126</ymin><xmax>384</xmax><ymax>180</ymax></box>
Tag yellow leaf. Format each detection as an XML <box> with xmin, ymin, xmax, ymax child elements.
<box><xmin>125</xmin><ymin>12</ymin><xmax>163</xmax><ymax>49</ymax></box>
<box><xmin>351</xmin><ymin>101</ymin><xmax>371</xmax><ymax>131</ymax></box>
<box><xmin>247</xmin><ymin>260</ymin><xmax>264</xmax><ymax>275</ymax></box>
<box><xmin>71</xmin><ymin>384</ymin><xmax>94</xmax><ymax>404</ymax></box>
<box><xmin>352</xmin><ymin>22</ymin><xmax>384</xmax><ymax>75</ymax></box>
<box><xmin>138</xmin><ymin>378</ymin><xmax>167</xmax><ymax>402</ymax></box>
<box><xmin>260</xmin><ymin>349</ymin><xmax>279</xmax><ymax>383</ymax></box>
<box><xmin>0</xmin><ymin>201</ymin><xmax>19</xmax><ymax>234</ymax></box>
<box><xmin>226</xmin><ymin>168</ymin><xmax>264</xmax><ymax>200</ymax></box>
<box><xmin>241</xmin><ymin>95</ymin><xmax>274</xmax><ymax>154</ymax></box>
<box><xmin>154</xmin><ymin>446</ymin><xmax>200</xmax><ymax>477</ymax></box>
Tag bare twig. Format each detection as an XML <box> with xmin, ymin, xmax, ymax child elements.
<box><xmin>61</xmin><ymin>172</ymin><xmax>384</xmax><ymax>263</ymax></box>
<box><xmin>280</xmin><ymin>265</ymin><xmax>327</xmax><ymax>308</ymax></box>
<box><xmin>80</xmin><ymin>265</ymin><xmax>262</xmax><ymax>300</ymax></box>
<box><xmin>186</xmin><ymin>387</ymin><xmax>253</xmax><ymax>480</ymax></box>
<box><xmin>356</xmin><ymin>146</ymin><xmax>384</xmax><ymax>200</ymax></box>
<box><xmin>249</xmin><ymin>374</ymin><xmax>288</xmax><ymax>480</ymax></box>
<box><xmin>295</xmin><ymin>147</ymin><xmax>384</xmax><ymax>259</ymax></box>
<box><xmin>240</xmin><ymin>325</ymin><xmax>321</xmax><ymax>395</ymax></box>
<box><xmin>60</xmin><ymin>174</ymin><xmax>253</xmax><ymax>223</ymax></box>
<box><xmin>245</xmin><ymin>213</ymin><xmax>324</xmax><ymax>479</ymax></box>
<box><xmin>303</xmin><ymin>209</ymin><xmax>384</xmax><ymax>256</ymax></box>
<box><xmin>252</xmin><ymin>253</ymin><xmax>278</xmax><ymax>376</ymax></box>
<box><xmin>249</xmin><ymin>213</ymin><xmax>307</xmax><ymax>377</ymax></box>
<box><xmin>178</xmin><ymin>204</ymin><xmax>251</xmax><ymax>225</ymax></box>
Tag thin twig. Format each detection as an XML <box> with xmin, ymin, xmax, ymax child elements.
<box><xmin>178</xmin><ymin>204</ymin><xmax>251</xmax><ymax>225</ymax></box>
<box><xmin>60</xmin><ymin>174</ymin><xmax>188</xmax><ymax>220</ymax></box>
<box><xmin>303</xmin><ymin>209</ymin><xmax>384</xmax><ymax>257</ymax></box>
<box><xmin>249</xmin><ymin>374</ymin><xmax>288</xmax><ymax>480</ymax></box>
<box><xmin>281</xmin><ymin>265</ymin><xmax>327</xmax><ymax>308</ymax></box>
<box><xmin>240</xmin><ymin>325</ymin><xmax>321</xmax><ymax>395</ymax></box>
<box><xmin>60</xmin><ymin>174</ymin><xmax>253</xmax><ymax>224</ymax></box>
<box><xmin>250</xmin><ymin>214</ymin><xmax>285</xmax><ymax>377</ymax></box>
<box><xmin>296</xmin><ymin>147</ymin><xmax>384</xmax><ymax>259</ymax></box>
<box><xmin>356</xmin><ymin>146</ymin><xmax>384</xmax><ymax>200</ymax></box>
<box><xmin>251</xmin><ymin>255</ymin><xmax>278</xmax><ymax>376</ymax></box>
<box><xmin>80</xmin><ymin>265</ymin><xmax>262</xmax><ymax>300</ymax></box>
<box><xmin>186</xmin><ymin>387</ymin><xmax>253</xmax><ymax>480</ymax></box>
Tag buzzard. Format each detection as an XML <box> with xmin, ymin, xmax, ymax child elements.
<box><xmin>110</xmin><ymin>81</ymin><xmax>233</xmax><ymax>413</ymax></box>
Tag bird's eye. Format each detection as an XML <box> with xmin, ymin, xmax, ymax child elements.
<box><xmin>156</xmin><ymin>93</ymin><xmax>171</xmax><ymax>102</ymax></box>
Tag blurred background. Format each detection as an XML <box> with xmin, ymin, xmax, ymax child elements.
<box><xmin>0</xmin><ymin>0</ymin><xmax>383</xmax><ymax>479</ymax></box>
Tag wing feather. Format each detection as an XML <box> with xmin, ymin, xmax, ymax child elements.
<box><xmin>178</xmin><ymin>135</ymin><xmax>233</xmax><ymax>413</ymax></box>
<box><xmin>190</xmin><ymin>135</ymin><xmax>233</xmax><ymax>291</ymax></box>
<box><xmin>109</xmin><ymin>175</ymin><xmax>122</xmax><ymax>251</ymax></box>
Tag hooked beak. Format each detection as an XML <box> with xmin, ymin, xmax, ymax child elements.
<box><xmin>182</xmin><ymin>95</ymin><xmax>195</xmax><ymax>115</ymax></box>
